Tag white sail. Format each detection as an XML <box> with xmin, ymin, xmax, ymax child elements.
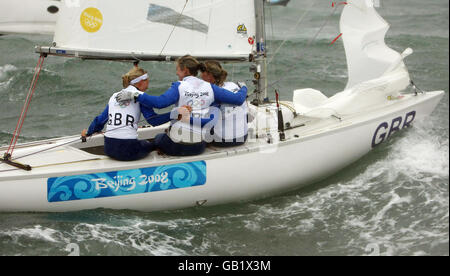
<box><xmin>36</xmin><ymin>0</ymin><xmax>256</xmax><ymax>61</ymax></box>
<box><xmin>293</xmin><ymin>0</ymin><xmax>414</xmax><ymax>118</ymax></box>
<box><xmin>340</xmin><ymin>0</ymin><xmax>411</xmax><ymax>89</ymax></box>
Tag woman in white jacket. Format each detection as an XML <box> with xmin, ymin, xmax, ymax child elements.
<box><xmin>81</xmin><ymin>66</ymin><xmax>171</xmax><ymax>161</ymax></box>
<box><xmin>200</xmin><ymin>60</ymin><xmax>248</xmax><ymax>147</ymax></box>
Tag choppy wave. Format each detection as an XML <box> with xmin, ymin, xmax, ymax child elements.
<box><xmin>0</xmin><ymin>213</ymin><xmax>199</xmax><ymax>256</ymax></box>
<box><xmin>241</xmin><ymin>120</ymin><xmax>449</xmax><ymax>256</ymax></box>
<box><xmin>0</xmin><ymin>64</ymin><xmax>17</xmax><ymax>91</ymax></box>
<box><xmin>0</xmin><ymin>64</ymin><xmax>16</xmax><ymax>79</ymax></box>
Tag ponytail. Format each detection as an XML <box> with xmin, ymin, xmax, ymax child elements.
<box><xmin>218</xmin><ymin>69</ymin><xmax>228</xmax><ymax>87</ymax></box>
<box><xmin>198</xmin><ymin>62</ymin><xmax>207</xmax><ymax>73</ymax></box>
<box><xmin>177</xmin><ymin>55</ymin><xmax>201</xmax><ymax>76</ymax></box>
<box><xmin>203</xmin><ymin>60</ymin><xmax>228</xmax><ymax>86</ymax></box>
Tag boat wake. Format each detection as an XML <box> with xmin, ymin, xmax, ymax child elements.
<box><xmin>238</xmin><ymin>121</ymin><xmax>449</xmax><ymax>255</ymax></box>
<box><xmin>0</xmin><ymin>211</ymin><xmax>196</xmax><ymax>255</ymax></box>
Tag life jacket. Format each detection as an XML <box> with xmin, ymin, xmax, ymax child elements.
<box><xmin>105</xmin><ymin>85</ymin><xmax>141</xmax><ymax>140</ymax></box>
<box><xmin>214</xmin><ymin>82</ymin><xmax>248</xmax><ymax>141</ymax></box>
<box><xmin>168</xmin><ymin>76</ymin><xmax>215</xmax><ymax>144</ymax></box>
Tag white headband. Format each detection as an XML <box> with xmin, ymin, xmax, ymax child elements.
<box><xmin>130</xmin><ymin>73</ymin><xmax>149</xmax><ymax>85</ymax></box>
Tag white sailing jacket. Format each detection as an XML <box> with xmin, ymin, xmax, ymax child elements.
<box><xmin>169</xmin><ymin>76</ymin><xmax>215</xmax><ymax>144</ymax></box>
<box><xmin>105</xmin><ymin>86</ymin><xmax>142</xmax><ymax>139</ymax></box>
<box><xmin>213</xmin><ymin>82</ymin><xmax>248</xmax><ymax>141</ymax></box>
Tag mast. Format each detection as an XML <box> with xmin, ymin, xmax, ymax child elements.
<box><xmin>253</xmin><ymin>0</ymin><xmax>268</xmax><ymax>104</ymax></box>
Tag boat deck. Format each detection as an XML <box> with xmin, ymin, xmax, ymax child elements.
<box><xmin>0</xmin><ymin>130</ymin><xmax>261</xmax><ymax>181</ymax></box>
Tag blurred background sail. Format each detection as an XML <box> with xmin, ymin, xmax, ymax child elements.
<box><xmin>266</xmin><ymin>0</ymin><xmax>290</xmax><ymax>6</ymax></box>
<box><xmin>0</xmin><ymin>0</ymin><xmax>60</xmax><ymax>35</ymax></box>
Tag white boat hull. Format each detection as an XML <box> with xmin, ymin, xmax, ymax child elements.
<box><xmin>0</xmin><ymin>91</ymin><xmax>444</xmax><ymax>212</ymax></box>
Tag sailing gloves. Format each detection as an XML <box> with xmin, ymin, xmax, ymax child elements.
<box><xmin>116</xmin><ymin>90</ymin><xmax>143</xmax><ymax>103</ymax></box>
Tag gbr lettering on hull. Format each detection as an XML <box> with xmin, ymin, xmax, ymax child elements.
<box><xmin>371</xmin><ymin>111</ymin><xmax>416</xmax><ymax>148</ymax></box>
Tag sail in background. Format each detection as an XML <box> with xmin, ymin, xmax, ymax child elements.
<box><xmin>0</xmin><ymin>0</ymin><xmax>60</xmax><ymax>35</ymax></box>
<box><xmin>267</xmin><ymin>0</ymin><xmax>290</xmax><ymax>6</ymax></box>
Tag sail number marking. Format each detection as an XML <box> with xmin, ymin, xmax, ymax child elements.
<box><xmin>371</xmin><ymin>111</ymin><xmax>416</xmax><ymax>148</ymax></box>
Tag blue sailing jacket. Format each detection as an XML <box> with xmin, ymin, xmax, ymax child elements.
<box><xmin>135</xmin><ymin>82</ymin><xmax>247</xmax><ymax>109</ymax></box>
<box><xmin>136</xmin><ymin>81</ymin><xmax>247</xmax><ymax>128</ymax></box>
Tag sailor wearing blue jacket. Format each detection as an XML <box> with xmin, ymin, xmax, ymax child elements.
<box><xmin>116</xmin><ymin>55</ymin><xmax>247</xmax><ymax>156</ymax></box>
<box><xmin>82</xmin><ymin>67</ymin><xmax>171</xmax><ymax>161</ymax></box>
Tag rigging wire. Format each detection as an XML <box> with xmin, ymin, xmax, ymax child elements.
<box><xmin>9</xmin><ymin>112</ymin><xmax>173</xmax><ymax>162</ymax></box>
<box><xmin>266</xmin><ymin>2</ymin><xmax>346</xmax><ymax>91</ymax></box>
<box><xmin>267</xmin><ymin>0</ymin><xmax>319</xmax><ymax>65</ymax></box>
<box><xmin>266</xmin><ymin>3</ymin><xmax>277</xmax><ymax>89</ymax></box>
<box><xmin>10</xmin><ymin>136</ymin><xmax>83</xmax><ymax>162</ymax></box>
<box><xmin>3</xmin><ymin>54</ymin><xmax>46</xmax><ymax>159</ymax></box>
<box><xmin>248</xmin><ymin>1</ymin><xmax>346</xmax><ymax>137</ymax></box>
<box><xmin>159</xmin><ymin>0</ymin><xmax>190</xmax><ymax>57</ymax></box>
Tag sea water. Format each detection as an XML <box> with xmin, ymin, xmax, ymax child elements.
<box><xmin>0</xmin><ymin>0</ymin><xmax>448</xmax><ymax>256</ymax></box>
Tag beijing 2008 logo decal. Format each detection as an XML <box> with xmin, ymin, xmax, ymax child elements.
<box><xmin>80</xmin><ymin>7</ymin><xmax>103</xmax><ymax>33</ymax></box>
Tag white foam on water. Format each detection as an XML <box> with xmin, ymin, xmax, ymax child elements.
<box><xmin>1</xmin><ymin>225</ymin><xmax>69</xmax><ymax>244</ymax></box>
<box><xmin>385</xmin><ymin>123</ymin><xmax>449</xmax><ymax>181</ymax></box>
<box><xmin>341</xmin><ymin>123</ymin><xmax>449</xmax><ymax>255</ymax></box>
<box><xmin>70</xmin><ymin>219</ymin><xmax>193</xmax><ymax>256</ymax></box>
<box><xmin>0</xmin><ymin>64</ymin><xmax>17</xmax><ymax>80</ymax></box>
<box><xmin>0</xmin><ymin>64</ymin><xmax>17</xmax><ymax>91</ymax></box>
<box><xmin>241</xmin><ymin>119</ymin><xmax>448</xmax><ymax>255</ymax></box>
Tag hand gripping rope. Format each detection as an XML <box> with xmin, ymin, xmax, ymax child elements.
<box><xmin>2</xmin><ymin>54</ymin><xmax>46</xmax><ymax>170</ymax></box>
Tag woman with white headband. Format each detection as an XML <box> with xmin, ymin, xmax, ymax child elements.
<box><xmin>81</xmin><ymin>66</ymin><xmax>172</xmax><ymax>161</ymax></box>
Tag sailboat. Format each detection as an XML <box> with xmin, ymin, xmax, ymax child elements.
<box><xmin>0</xmin><ymin>0</ymin><xmax>444</xmax><ymax>212</ymax></box>
<box><xmin>0</xmin><ymin>0</ymin><xmax>60</xmax><ymax>35</ymax></box>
